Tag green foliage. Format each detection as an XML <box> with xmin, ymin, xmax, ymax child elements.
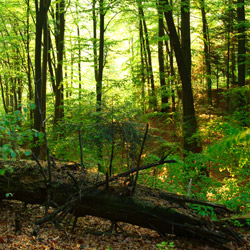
<box><xmin>156</xmin><ymin>241</ymin><xmax>176</xmax><ymax>250</ymax></box>
<box><xmin>49</xmin><ymin>102</ymin><xmax>145</xmax><ymax>174</ymax></box>
<box><xmin>0</xmin><ymin>110</ymin><xmax>36</xmax><ymax>160</ymax></box>
<box><xmin>189</xmin><ymin>204</ymin><xmax>217</xmax><ymax>221</ymax></box>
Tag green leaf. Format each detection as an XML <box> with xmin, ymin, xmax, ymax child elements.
<box><xmin>0</xmin><ymin>169</ymin><xmax>6</xmax><ymax>175</ymax></box>
<box><xmin>30</xmin><ymin>103</ymin><xmax>36</xmax><ymax>110</ymax></box>
<box><xmin>5</xmin><ymin>193</ymin><xmax>13</xmax><ymax>198</ymax></box>
<box><xmin>10</xmin><ymin>150</ymin><xmax>17</xmax><ymax>158</ymax></box>
<box><xmin>24</xmin><ymin>150</ymin><xmax>32</xmax><ymax>156</ymax></box>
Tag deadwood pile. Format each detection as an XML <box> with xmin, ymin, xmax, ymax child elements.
<box><xmin>0</xmin><ymin>159</ymin><xmax>245</xmax><ymax>250</ymax></box>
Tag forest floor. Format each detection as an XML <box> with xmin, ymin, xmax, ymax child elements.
<box><xmin>0</xmin><ymin>199</ymin><xmax>250</xmax><ymax>250</ymax></box>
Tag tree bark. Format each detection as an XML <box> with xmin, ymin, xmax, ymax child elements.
<box><xmin>200</xmin><ymin>0</ymin><xmax>212</xmax><ymax>105</ymax></box>
<box><xmin>237</xmin><ymin>0</ymin><xmax>246</xmax><ymax>109</ymax></box>
<box><xmin>237</xmin><ymin>0</ymin><xmax>246</xmax><ymax>88</ymax></box>
<box><xmin>77</xmin><ymin>24</ymin><xmax>82</xmax><ymax>101</ymax></box>
<box><xmin>163</xmin><ymin>0</ymin><xmax>201</xmax><ymax>154</ymax></box>
<box><xmin>96</xmin><ymin>0</ymin><xmax>105</xmax><ymax>113</ymax></box>
<box><xmin>139</xmin><ymin>18</ymin><xmax>146</xmax><ymax>113</ymax></box>
<box><xmin>54</xmin><ymin>0</ymin><xmax>65</xmax><ymax>125</ymax></box>
<box><xmin>158</xmin><ymin>0</ymin><xmax>169</xmax><ymax>112</ymax></box>
<box><xmin>137</xmin><ymin>0</ymin><xmax>157</xmax><ymax>111</ymax></box>
<box><xmin>0</xmin><ymin>159</ymin><xmax>241</xmax><ymax>249</ymax></box>
<box><xmin>33</xmin><ymin>0</ymin><xmax>51</xmax><ymax>157</ymax></box>
<box><xmin>26</xmin><ymin>0</ymin><xmax>34</xmax><ymax>120</ymax></box>
<box><xmin>0</xmin><ymin>75</ymin><xmax>9</xmax><ymax>113</ymax></box>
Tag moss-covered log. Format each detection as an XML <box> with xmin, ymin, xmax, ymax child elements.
<box><xmin>0</xmin><ymin>160</ymin><xmax>243</xmax><ymax>249</ymax></box>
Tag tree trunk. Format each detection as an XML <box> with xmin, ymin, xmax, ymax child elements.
<box><xmin>77</xmin><ymin>24</ymin><xmax>82</xmax><ymax>101</ymax></box>
<box><xmin>96</xmin><ymin>0</ymin><xmax>105</xmax><ymax>113</ymax></box>
<box><xmin>0</xmin><ymin>160</ymin><xmax>241</xmax><ymax>249</ymax></box>
<box><xmin>200</xmin><ymin>0</ymin><xmax>212</xmax><ymax>105</ymax></box>
<box><xmin>54</xmin><ymin>0</ymin><xmax>65</xmax><ymax>125</ymax></box>
<box><xmin>33</xmin><ymin>0</ymin><xmax>51</xmax><ymax>157</ymax></box>
<box><xmin>139</xmin><ymin>18</ymin><xmax>151</xmax><ymax>111</ymax></box>
<box><xmin>169</xmin><ymin>42</ymin><xmax>176</xmax><ymax>112</ymax></box>
<box><xmin>157</xmin><ymin>0</ymin><xmax>169</xmax><ymax>112</ymax></box>
<box><xmin>0</xmin><ymin>75</ymin><xmax>8</xmax><ymax>113</ymax></box>
<box><xmin>163</xmin><ymin>0</ymin><xmax>201</xmax><ymax>154</ymax></box>
<box><xmin>26</xmin><ymin>0</ymin><xmax>34</xmax><ymax>120</ymax></box>
<box><xmin>237</xmin><ymin>0</ymin><xmax>246</xmax><ymax>109</ymax></box>
<box><xmin>237</xmin><ymin>0</ymin><xmax>246</xmax><ymax>88</ymax></box>
<box><xmin>92</xmin><ymin>0</ymin><xmax>98</xmax><ymax>83</ymax></box>
<box><xmin>137</xmin><ymin>0</ymin><xmax>157</xmax><ymax>111</ymax></box>
<box><xmin>139</xmin><ymin>18</ymin><xmax>146</xmax><ymax>113</ymax></box>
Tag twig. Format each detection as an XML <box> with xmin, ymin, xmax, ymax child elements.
<box><xmin>109</xmin><ymin>110</ymin><xmax>114</xmax><ymax>176</ymax></box>
<box><xmin>78</xmin><ymin>128</ymin><xmax>84</xmax><ymax>169</ymax></box>
<box><xmin>87</xmin><ymin>158</ymin><xmax>177</xmax><ymax>191</ymax></box>
<box><xmin>67</xmin><ymin>171</ymin><xmax>78</xmax><ymax>188</ymax></box>
<box><xmin>132</xmin><ymin>123</ymin><xmax>149</xmax><ymax>193</ymax></box>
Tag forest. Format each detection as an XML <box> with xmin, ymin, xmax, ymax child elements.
<box><xmin>0</xmin><ymin>0</ymin><xmax>249</xmax><ymax>249</ymax></box>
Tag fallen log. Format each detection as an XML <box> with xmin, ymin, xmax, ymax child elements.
<box><xmin>0</xmin><ymin>159</ymin><xmax>243</xmax><ymax>249</ymax></box>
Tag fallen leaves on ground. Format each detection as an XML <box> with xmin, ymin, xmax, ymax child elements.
<box><xmin>0</xmin><ymin>200</ymin><xmax>249</xmax><ymax>250</ymax></box>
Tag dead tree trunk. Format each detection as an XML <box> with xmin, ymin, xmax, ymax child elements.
<box><xmin>0</xmin><ymin>160</ymin><xmax>242</xmax><ymax>249</ymax></box>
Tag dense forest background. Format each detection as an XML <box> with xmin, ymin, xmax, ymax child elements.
<box><xmin>0</xmin><ymin>0</ymin><xmax>250</xmax><ymax>218</ymax></box>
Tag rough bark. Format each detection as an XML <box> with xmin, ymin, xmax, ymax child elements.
<box><xmin>163</xmin><ymin>0</ymin><xmax>201</xmax><ymax>154</ymax></box>
<box><xmin>0</xmin><ymin>160</ymin><xmax>242</xmax><ymax>249</ymax></box>
<box><xmin>33</xmin><ymin>0</ymin><xmax>51</xmax><ymax>157</ymax></box>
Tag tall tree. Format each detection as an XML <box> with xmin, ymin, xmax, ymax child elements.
<box><xmin>54</xmin><ymin>0</ymin><xmax>65</xmax><ymax>124</ymax></box>
<box><xmin>200</xmin><ymin>0</ymin><xmax>212</xmax><ymax>105</ymax></box>
<box><xmin>163</xmin><ymin>0</ymin><xmax>201</xmax><ymax>154</ymax></box>
<box><xmin>95</xmin><ymin>0</ymin><xmax>105</xmax><ymax>113</ymax></box>
<box><xmin>139</xmin><ymin>18</ymin><xmax>146</xmax><ymax>113</ymax></box>
<box><xmin>137</xmin><ymin>0</ymin><xmax>157</xmax><ymax>111</ymax></box>
<box><xmin>237</xmin><ymin>0</ymin><xmax>246</xmax><ymax>88</ymax></box>
<box><xmin>157</xmin><ymin>0</ymin><xmax>169</xmax><ymax>112</ymax></box>
<box><xmin>33</xmin><ymin>0</ymin><xmax>51</xmax><ymax>157</ymax></box>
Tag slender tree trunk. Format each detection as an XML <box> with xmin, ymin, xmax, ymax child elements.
<box><xmin>169</xmin><ymin>42</ymin><xmax>176</xmax><ymax>112</ymax></box>
<box><xmin>0</xmin><ymin>75</ymin><xmax>8</xmax><ymax>113</ymax></box>
<box><xmin>54</xmin><ymin>0</ymin><xmax>65</xmax><ymax>125</ymax></box>
<box><xmin>137</xmin><ymin>0</ymin><xmax>157</xmax><ymax>110</ymax></box>
<box><xmin>5</xmin><ymin>78</ymin><xmax>10</xmax><ymax>112</ymax></box>
<box><xmin>41</xmin><ymin>11</ymin><xmax>48</xmax><ymax>124</ymax></box>
<box><xmin>96</xmin><ymin>0</ymin><xmax>105</xmax><ymax>113</ymax></box>
<box><xmin>77</xmin><ymin>25</ymin><xmax>82</xmax><ymax>100</ymax></box>
<box><xmin>139</xmin><ymin>18</ymin><xmax>146</xmax><ymax>113</ymax></box>
<box><xmin>33</xmin><ymin>0</ymin><xmax>51</xmax><ymax>157</ymax></box>
<box><xmin>236</xmin><ymin>0</ymin><xmax>246</xmax><ymax>111</ymax></box>
<box><xmin>139</xmin><ymin>18</ymin><xmax>150</xmax><ymax>110</ymax></box>
<box><xmin>26</xmin><ymin>0</ymin><xmax>33</xmax><ymax>120</ymax></box>
<box><xmin>237</xmin><ymin>0</ymin><xmax>246</xmax><ymax>88</ymax></box>
<box><xmin>200</xmin><ymin>0</ymin><xmax>212</xmax><ymax>105</ymax></box>
<box><xmin>163</xmin><ymin>0</ymin><xmax>201</xmax><ymax>154</ymax></box>
<box><xmin>17</xmin><ymin>78</ymin><xmax>22</xmax><ymax>111</ymax></box>
<box><xmin>48</xmin><ymin>31</ymin><xmax>56</xmax><ymax>94</ymax></box>
<box><xmin>92</xmin><ymin>0</ymin><xmax>98</xmax><ymax>82</ymax></box>
<box><xmin>226</xmin><ymin>20</ymin><xmax>231</xmax><ymax>112</ymax></box>
<box><xmin>158</xmin><ymin>0</ymin><xmax>168</xmax><ymax>112</ymax></box>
